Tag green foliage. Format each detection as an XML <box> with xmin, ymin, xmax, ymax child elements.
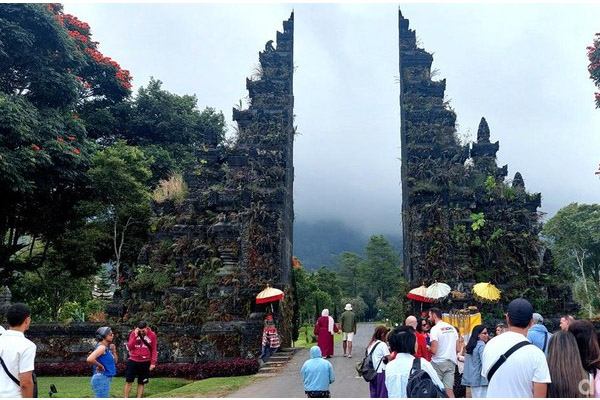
<box><xmin>361</xmin><ymin>235</ymin><xmax>403</xmax><ymax>302</ymax></box>
<box><xmin>483</xmin><ymin>175</ymin><xmax>496</xmax><ymax>193</ymax></box>
<box><xmin>10</xmin><ymin>261</ymin><xmax>94</xmax><ymax>322</ymax></box>
<box><xmin>130</xmin><ymin>264</ymin><xmax>173</xmax><ymax>292</ymax></box>
<box><xmin>543</xmin><ymin>203</ymin><xmax>600</xmax><ymax>317</ymax></box>
<box><xmin>470</xmin><ymin>212</ymin><xmax>485</xmax><ymax>231</ymax></box>
<box><xmin>82</xmin><ymin>78</ymin><xmax>226</xmax><ymax>184</ymax></box>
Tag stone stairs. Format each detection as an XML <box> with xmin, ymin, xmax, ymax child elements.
<box><xmin>256</xmin><ymin>347</ymin><xmax>300</xmax><ymax>377</ymax></box>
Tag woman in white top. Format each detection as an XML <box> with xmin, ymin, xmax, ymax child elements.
<box><xmin>385</xmin><ymin>326</ymin><xmax>445</xmax><ymax>398</ymax></box>
<box><xmin>366</xmin><ymin>325</ymin><xmax>391</xmax><ymax>398</ymax></box>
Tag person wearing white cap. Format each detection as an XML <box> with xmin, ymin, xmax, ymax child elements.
<box><xmin>339</xmin><ymin>303</ymin><xmax>357</xmax><ymax>358</ymax></box>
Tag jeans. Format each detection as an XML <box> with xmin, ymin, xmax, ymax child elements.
<box><xmin>91</xmin><ymin>373</ymin><xmax>113</xmax><ymax>398</ymax></box>
<box><xmin>260</xmin><ymin>345</ymin><xmax>278</xmax><ymax>362</ymax></box>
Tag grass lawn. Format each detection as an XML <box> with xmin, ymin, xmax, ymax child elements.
<box><xmin>293</xmin><ymin>324</ymin><xmax>343</xmax><ymax>348</ymax></box>
<box><xmin>36</xmin><ymin>375</ymin><xmax>256</xmax><ymax>398</ymax></box>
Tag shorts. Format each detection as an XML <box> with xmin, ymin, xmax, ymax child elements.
<box><xmin>125</xmin><ymin>359</ymin><xmax>151</xmax><ymax>385</ymax></box>
<box><xmin>432</xmin><ymin>360</ymin><xmax>455</xmax><ymax>389</ymax></box>
<box><xmin>342</xmin><ymin>332</ymin><xmax>354</xmax><ymax>341</ymax></box>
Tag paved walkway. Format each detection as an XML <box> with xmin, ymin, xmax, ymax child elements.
<box><xmin>228</xmin><ymin>322</ymin><xmax>376</xmax><ymax>398</ymax></box>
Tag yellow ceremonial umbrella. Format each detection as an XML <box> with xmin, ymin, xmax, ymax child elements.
<box><xmin>472</xmin><ymin>282</ymin><xmax>501</xmax><ymax>302</ymax></box>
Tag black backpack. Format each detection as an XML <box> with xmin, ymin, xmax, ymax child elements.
<box><xmin>357</xmin><ymin>341</ymin><xmax>384</xmax><ymax>382</ymax></box>
<box><xmin>406</xmin><ymin>358</ymin><xmax>448</xmax><ymax>398</ymax></box>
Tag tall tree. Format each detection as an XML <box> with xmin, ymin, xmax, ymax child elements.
<box><xmin>87</xmin><ymin>141</ymin><xmax>152</xmax><ymax>288</ymax></box>
<box><xmin>360</xmin><ymin>235</ymin><xmax>403</xmax><ymax>301</ymax></box>
<box><xmin>335</xmin><ymin>251</ymin><xmax>362</xmax><ymax>297</ymax></box>
<box><xmin>0</xmin><ymin>3</ymin><xmax>131</xmax><ymax>282</ymax></box>
<box><xmin>81</xmin><ymin>78</ymin><xmax>226</xmax><ymax>184</ymax></box>
<box><xmin>542</xmin><ymin>203</ymin><xmax>600</xmax><ymax>317</ymax></box>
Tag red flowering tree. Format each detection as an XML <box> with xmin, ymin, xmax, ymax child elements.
<box><xmin>47</xmin><ymin>3</ymin><xmax>132</xmax><ymax>105</ymax></box>
<box><xmin>588</xmin><ymin>33</ymin><xmax>600</xmax><ymax>108</ymax></box>
<box><xmin>0</xmin><ymin>4</ymin><xmax>133</xmax><ymax>285</ymax></box>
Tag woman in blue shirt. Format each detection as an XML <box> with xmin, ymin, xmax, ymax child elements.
<box><xmin>461</xmin><ymin>325</ymin><xmax>488</xmax><ymax>398</ymax></box>
<box><xmin>87</xmin><ymin>326</ymin><xmax>118</xmax><ymax>398</ymax></box>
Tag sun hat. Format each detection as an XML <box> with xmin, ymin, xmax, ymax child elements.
<box><xmin>344</xmin><ymin>303</ymin><xmax>352</xmax><ymax>311</ymax></box>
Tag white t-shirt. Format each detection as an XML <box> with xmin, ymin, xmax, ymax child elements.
<box><xmin>367</xmin><ymin>340</ymin><xmax>391</xmax><ymax>373</ymax></box>
<box><xmin>385</xmin><ymin>353</ymin><xmax>445</xmax><ymax>398</ymax></box>
<box><xmin>0</xmin><ymin>325</ymin><xmax>5</xmax><ymax>334</ymax></box>
<box><xmin>481</xmin><ymin>331</ymin><xmax>551</xmax><ymax>398</ymax></box>
<box><xmin>0</xmin><ymin>330</ymin><xmax>37</xmax><ymax>398</ymax></box>
<box><xmin>429</xmin><ymin>321</ymin><xmax>458</xmax><ymax>364</ymax></box>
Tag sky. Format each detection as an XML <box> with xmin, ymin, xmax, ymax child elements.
<box><xmin>63</xmin><ymin>3</ymin><xmax>600</xmax><ymax>236</ymax></box>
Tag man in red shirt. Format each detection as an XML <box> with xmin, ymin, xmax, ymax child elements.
<box><xmin>124</xmin><ymin>321</ymin><xmax>158</xmax><ymax>398</ymax></box>
<box><xmin>405</xmin><ymin>315</ymin><xmax>431</xmax><ymax>361</ymax></box>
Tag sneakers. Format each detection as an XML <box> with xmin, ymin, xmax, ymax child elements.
<box><xmin>343</xmin><ymin>354</ymin><xmax>347</xmax><ymax>357</ymax></box>
<box><xmin>348</xmin><ymin>354</ymin><xmax>352</xmax><ymax>358</ymax></box>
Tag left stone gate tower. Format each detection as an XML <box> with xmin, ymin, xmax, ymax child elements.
<box><xmin>113</xmin><ymin>12</ymin><xmax>296</xmax><ymax>361</ymax></box>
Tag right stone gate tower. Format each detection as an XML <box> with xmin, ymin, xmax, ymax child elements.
<box><xmin>398</xmin><ymin>9</ymin><xmax>575</xmax><ymax>314</ymax></box>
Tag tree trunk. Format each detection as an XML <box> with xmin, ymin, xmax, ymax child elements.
<box><xmin>113</xmin><ymin>216</ymin><xmax>133</xmax><ymax>289</ymax></box>
<box><xmin>575</xmin><ymin>248</ymin><xmax>593</xmax><ymax>318</ymax></box>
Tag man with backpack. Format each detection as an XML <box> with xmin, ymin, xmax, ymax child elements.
<box><xmin>385</xmin><ymin>326</ymin><xmax>446</xmax><ymax>398</ymax></box>
<box><xmin>428</xmin><ymin>308</ymin><xmax>459</xmax><ymax>398</ymax></box>
<box><xmin>0</xmin><ymin>303</ymin><xmax>36</xmax><ymax>398</ymax></box>
<box><xmin>481</xmin><ymin>298</ymin><xmax>551</xmax><ymax>398</ymax></box>
<box><xmin>124</xmin><ymin>321</ymin><xmax>158</xmax><ymax>398</ymax></box>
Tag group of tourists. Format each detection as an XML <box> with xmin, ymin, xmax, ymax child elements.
<box><xmin>299</xmin><ymin>299</ymin><xmax>600</xmax><ymax>398</ymax></box>
<box><xmin>0</xmin><ymin>303</ymin><xmax>157</xmax><ymax>398</ymax></box>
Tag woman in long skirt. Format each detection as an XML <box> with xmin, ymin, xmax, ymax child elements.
<box><xmin>314</xmin><ymin>309</ymin><xmax>339</xmax><ymax>358</ymax></box>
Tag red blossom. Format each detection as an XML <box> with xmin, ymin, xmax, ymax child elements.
<box><xmin>68</xmin><ymin>136</ymin><xmax>76</xmax><ymax>141</ymax></box>
<box><xmin>56</xmin><ymin>138</ymin><xmax>64</xmax><ymax>142</ymax></box>
<box><xmin>73</xmin><ymin>149</ymin><xmax>80</xmax><ymax>154</ymax></box>
<box><xmin>32</xmin><ymin>145</ymin><xmax>40</xmax><ymax>151</ymax></box>
<box><xmin>73</xmin><ymin>115</ymin><xmax>79</xmax><ymax>120</ymax></box>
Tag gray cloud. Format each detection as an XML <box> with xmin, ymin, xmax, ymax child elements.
<box><xmin>64</xmin><ymin>3</ymin><xmax>600</xmax><ymax>235</ymax></box>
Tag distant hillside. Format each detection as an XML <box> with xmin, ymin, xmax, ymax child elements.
<box><xmin>293</xmin><ymin>219</ymin><xmax>403</xmax><ymax>271</ymax></box>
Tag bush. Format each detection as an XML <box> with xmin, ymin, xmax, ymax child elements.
<box><xmin>35</xmin><ymin>359</ymin><xmax>259</xmax><ymax>380</ymax></box>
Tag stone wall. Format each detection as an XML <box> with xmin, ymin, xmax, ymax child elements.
<box><xmin>27</xmin><ymin>320</ymin><xmax>263</xmax><ymax>363</ymax></box>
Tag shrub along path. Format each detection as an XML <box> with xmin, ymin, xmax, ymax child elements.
<box><xmin>227</xmin><ymin>322</ymin><xmax>376</xmax><ymax>398</ymax></box>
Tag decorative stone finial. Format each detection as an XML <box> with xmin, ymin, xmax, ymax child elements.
<box><xmin>513</xmin><ymin>172</ymin><xmax>525</xmax><ymax>188</ymax></box>
<box><xmin>477</xmin><ymin>117</ymin><xmax>490</xmax><ymax>143</ymax></box>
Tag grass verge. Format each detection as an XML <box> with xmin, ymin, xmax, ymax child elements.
<box><xmin>36</xmin><ymin>375</ymin><xmax>256</xmax><ymax>398</ymax></box>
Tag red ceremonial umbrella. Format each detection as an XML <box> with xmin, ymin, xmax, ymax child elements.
<box><xmin>406</xmin><ymin>285</ymin><xmax>435</xmax><ymax>303</ymax></box>
<box><xmin>256</xmin><ymin>285</ymin><xmax>284</xmax><ymax>304</ymax></box>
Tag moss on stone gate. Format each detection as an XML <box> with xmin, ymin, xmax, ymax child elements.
<box><xmin>398</xmin><ymin>10</ymin><xmax>575</xmax><ymax>315</ymax></box>
<box><xmin>107</xmin><ymin>13</ymin><xmax>296</xmax><ymax>359</ymax></box>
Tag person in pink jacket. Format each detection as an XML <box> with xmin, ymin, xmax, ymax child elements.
<box><xmin>123</xmin><ymin>321</ymin><xmax>158</xmax><ymax>398</ymax></box>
